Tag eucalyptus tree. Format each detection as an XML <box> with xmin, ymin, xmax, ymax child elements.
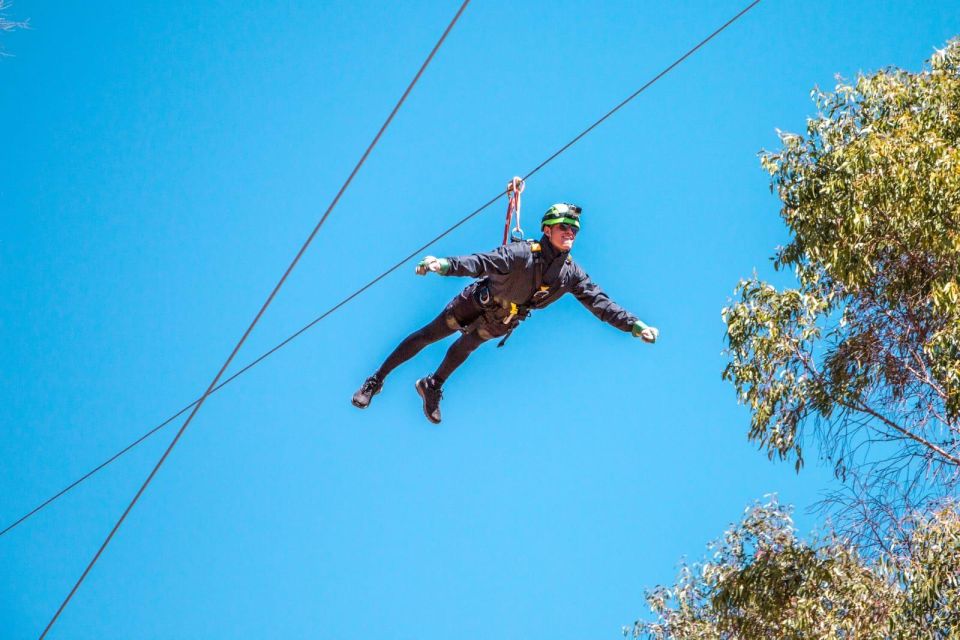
<box><xmin>723</xmin><ymin>39</ymin><xmax>960</xmax><ymax>539</ymax></box>
<box><xmin>628</xmin><ymin>499</ymin><xmax>960</xmax><ymax>639</ymax></box>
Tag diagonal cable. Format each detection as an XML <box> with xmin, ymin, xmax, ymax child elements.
<box><xmin>7</xmin><ymin>0</ymin><xmax>761</xmax><ymax>547</ymax></box>
<box><xmin>37</xmin><ymin>2</ymin><xmax>472</xmax><ymax>637</ymax></box>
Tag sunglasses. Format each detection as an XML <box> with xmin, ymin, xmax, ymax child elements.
<box><xmin>556</xmin><ymin>222</ymin><xmax>579</xmax><ymax>235</ymax></box>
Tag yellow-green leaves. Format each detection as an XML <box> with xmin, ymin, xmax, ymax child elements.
<box><xmin>725</xmin><ymin>39</ymin><xmax>960</xmax><ymax>520</ymax></box>
<box><xmin>722</xmin><ymin>279</ymin><xmax>829</xmax><ymax>466</ymax></box>
<box><xmin>630</xmin><ymin>499</ymin><xmax>960</xmax><ymax>639</ymax></box>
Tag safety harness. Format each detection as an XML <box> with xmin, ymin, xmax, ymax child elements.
<box><xmin>461</xmin><ymin>240</ymin><xmax>561</xmax><ymax>347</ymax></box>
<box><xmin>458</xmin><ymin>177</ymin><xmax>575</xmax><ymax>346</ymax></box>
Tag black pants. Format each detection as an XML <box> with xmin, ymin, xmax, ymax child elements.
<box><xmin>375</xmin><ymin>284</ymin><xmax>510</xmax><ymax>385</ymax></box>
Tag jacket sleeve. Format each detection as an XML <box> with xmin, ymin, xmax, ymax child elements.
<box><xmin>571</xmin><ymin>270</ymin><xmax>640</xmax><ymax>333</ymax></box>
<box><xmin>445</xmin><ymin>243</ymin><xmax>525</xmax><ymax>278</ymax></box>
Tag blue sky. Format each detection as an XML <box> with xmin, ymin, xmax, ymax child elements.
<box><xmin>2</xmin><ymin>1</ymin><xmax>958</xmax><ymax>638</ymax></box>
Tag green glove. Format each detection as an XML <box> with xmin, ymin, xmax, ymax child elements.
<box><xmin>415</xmin><ymin>255</ymin><xmax>450</xmax><ymax>276</ymax></box>
<box><xmin>632</xmin><ymin>320</ymin><xmax>659</xmax><ymax>344</ymax></box>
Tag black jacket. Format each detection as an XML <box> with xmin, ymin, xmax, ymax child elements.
<box><xmin>444</xmin><ymin>235</ymin><xmax>639</xmax><ymax>333</ymax></box>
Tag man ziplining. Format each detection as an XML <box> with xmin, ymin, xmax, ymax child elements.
<box><xmin>351</xmin><ymin>202</ymin><xmax>659</xmax><ymax>423</ymax></box>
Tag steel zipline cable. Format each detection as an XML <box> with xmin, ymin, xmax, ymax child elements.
<box><xmin>8</xmin><ymin>1</ymin><xmax>762</xmax><ymax>553</ymax></box>
<box><xmin>37</xmin><ymin>2</ymin><xmax>473</xmax><ymax>637</ymax></box>
<box><xmin>32</xmin><ymin>0</ymin><xmax>764</xmax><ymax>631</ymax></box>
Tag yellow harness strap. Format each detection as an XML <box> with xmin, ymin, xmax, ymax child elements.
<box><xmin>503</xmin><ymin>241</ymin><xmax>548</xmax><ymax>324</ymax></box>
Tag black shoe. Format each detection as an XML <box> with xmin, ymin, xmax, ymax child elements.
<box><xmin>415</xmin><ymin>375</ymin><xmax>443</xmax><ymax>424</ymax></box>
<box><xmin>352</xmin><ymin>374</ymin><xmax>383</xmax><ymax>409</ymax></box>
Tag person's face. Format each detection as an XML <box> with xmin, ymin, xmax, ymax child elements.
<box><xmin>546</xmin><ymin>222</ymin><xmax>578</xmax><ymax>252</ymax></box>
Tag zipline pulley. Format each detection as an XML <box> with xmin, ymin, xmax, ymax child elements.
<box><xmin>502</xmin><ymin>176</ymin><xmax>525</xmax><ymax>244</ymax></box>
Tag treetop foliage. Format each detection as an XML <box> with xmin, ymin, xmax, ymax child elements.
<box><xmin>722</xmin><ymin>39</ymin><xmax>960</xmax><ymax>532</ymax></box>
<box><xmin>629</xmin><ymin>498</ymin><xmax>960</xmax><ymax>639</ymax></box>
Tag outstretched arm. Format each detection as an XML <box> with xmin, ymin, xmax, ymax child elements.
<box><xmin>416</xmin><ymin>244</ymin><xmax>523</xmax><ymax>278</ymax></box>
<box><xmin>572</xmin><ymin>273</ymin><xmax>658</xmax><ymax>343</ymax></box>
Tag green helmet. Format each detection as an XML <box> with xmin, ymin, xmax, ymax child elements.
<box><xmin>541</xmin><ymin>203</ymin><xmax>582</xmax><ymax>229</ymax></box>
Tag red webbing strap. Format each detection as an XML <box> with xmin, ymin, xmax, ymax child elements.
<box><xmin>501</xmin><ymin>176</ymin><xmax>525</xmax><ymax>245</ymax></box>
